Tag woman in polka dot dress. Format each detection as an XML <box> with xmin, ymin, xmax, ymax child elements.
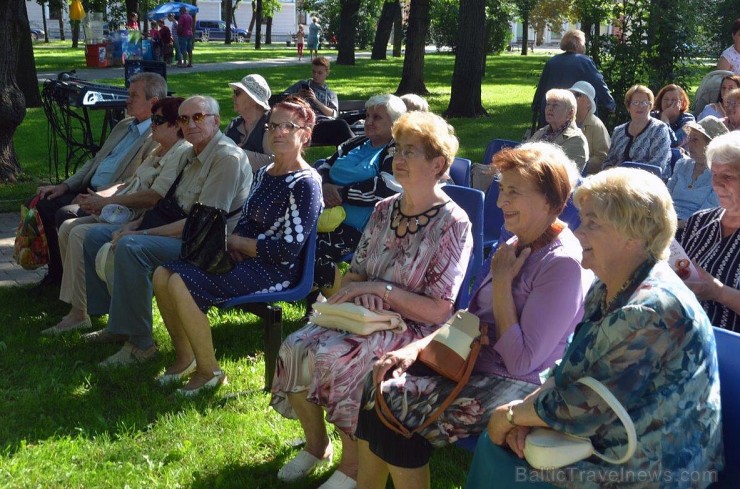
<box><xmin>152</xmin><ymin>96</ymin><xmax>322</xmax><ymax>395</ymax></box>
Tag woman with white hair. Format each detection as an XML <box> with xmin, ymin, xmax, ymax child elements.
<box><xmin>681</xmin><ymin>130</ymin><xmax>740</xmax><ymax>331</ymax></box>
<box><xmin>569</xmin><ymin>81</ymin><xmax>611</xmax><ymax>175</ymax></box>
<box><xmin>310</xmin><ymin>94</ymin><xmax>407</xmax><ymax>302</ymax></box>
<box><xmin>527</xmin><ymin>89</ymin><xmax>589</xmax><ymax>171</ymax></box>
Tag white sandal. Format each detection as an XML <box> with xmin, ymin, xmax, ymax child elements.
<box><xmin>277</xmin><ymin>448</ymin><xmax>333</xmax><ymax>482</ymax></box>
<box><xmin>318</xmin><ymin>471</ymin><xmax>357</xmax><ymax>489</ymax></box>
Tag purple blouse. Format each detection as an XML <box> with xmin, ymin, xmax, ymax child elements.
<box><xmin>468</xmin><ymin>227</ymin><xmax>592</xmax><ymax>384</ymax></box>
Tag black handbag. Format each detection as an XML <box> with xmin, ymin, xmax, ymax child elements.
<box><xmin>180</xmin><ymin>202</ymin><xmax>237</xmax><ymax>275</ymax></box>
<box><xmin>139</xmin><ymin>166</ymin><xmax>188</xmax><ymax>230</ymax></box>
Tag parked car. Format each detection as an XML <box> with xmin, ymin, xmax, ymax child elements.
<box><xmin>194</xmin><ymin>20</ymin><xmax>248</xmax><ymax>42</ymax></box>
<box><xmin>31</xmin><ymin>27</ymin><xmax>45</xmax><ymax>41</ymax></box>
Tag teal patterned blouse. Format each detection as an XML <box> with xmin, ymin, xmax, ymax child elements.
<box><xmin>534</xmin><ymin>260</ymin><xmax>724</xmax><ymax>489</ymax></box>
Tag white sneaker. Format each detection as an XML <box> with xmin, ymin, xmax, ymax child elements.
<box><xmin>277</xmin><ymin>449</ymin><xmax>333</xmax><ymax>482</ymax></box>
<box><xmin>318</xmin><ymin>471</ymin><xmax>357</xmax><ymax>489</ymax></box>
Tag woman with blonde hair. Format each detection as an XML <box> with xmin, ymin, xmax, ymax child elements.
<box><xmin>271</xmin><ymin>111</ymin><xmax>473</xmax><ymax>489</ymax></box>
<box><xmin>466</xmin><ymin>167</ymin><xmax>723</xmax><ymax>489</ymax></box>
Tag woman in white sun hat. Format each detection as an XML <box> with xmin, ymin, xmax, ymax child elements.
<box><xmin>225</xmin><ymin>73</ymin><xmax>274</xmax><ymax>173</ymax></box>
<box><xmin>569</xmin><ymin>80</ymin><xmax>611</xmax><ymax>175</ymax></box>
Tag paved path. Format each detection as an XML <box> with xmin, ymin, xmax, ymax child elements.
<box><xmin>0</xmin><ymin>212</ymin><xmax>46</xmax><ymax>287</ymax></box>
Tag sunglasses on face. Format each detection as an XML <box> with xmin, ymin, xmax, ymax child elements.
<box><xmin>233</xmin><ymin>89</ymin><xmax>243</xmax><ymax>97</ymax></box>
<box><xmin>265</xmin><ymin>121</ymin><xmax>305</xmax><ymax>132</ymax></box>
<box><xmin>150</xmin><ymin>114</ymin><xmax>169</xmax><ymax>126</ymax></box>
<box><xmin>176</xmin><ymin>113</ymin><xmax>216</xmax><ymax>125</ymax></box>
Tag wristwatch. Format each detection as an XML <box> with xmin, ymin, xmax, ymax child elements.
<box><xmin>506</xmin><ymin>400</ymin><xmax>523</xmax><ymax>426</ymax></box>
<box><xmin>383</xmin><ymin>284</ymin><xmax>393</xmax><ymax>302</ymax></box>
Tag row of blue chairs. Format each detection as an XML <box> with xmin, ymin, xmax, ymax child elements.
<box><xmin>215</xmin><ymin>184</ymin><xmax>485</xmax><ymax>389</ymax></box>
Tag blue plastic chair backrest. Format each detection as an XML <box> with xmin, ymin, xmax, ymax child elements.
<box><xmin>221</xmin><ymin>226</ymin><xmax>318</xmax><ymax>308</ymax></box>
<box><xmin>559</xmin><ymin>195</ymin><xmax>580</xmax><ymax>231</ymax></box>
<box><xmin>482</xmin><ymin>139</ymin><xmax>520</xmax><ymax>166</ymax></box>
<box><xmin>713</xmin><ymin>327</ymin><xmax>740</xmax><ymax>471</ymax></box>
<box><xmin>483</xmin><ymin>175</ymin><xmax>504</xmax><ymax>248</ymax></box>
<box><xmin>620</xmin><ymin>161</ymin><xmax>663</xmax><ymax>177</ymax></box>
<box><xmin>670</xmin><ymin>148</ymin><xmax>682</xmax><ymax>173</ymax></box>
<box><xmin>449</xmin><ymin>157</ymin><xmax>472</xmax><ymax>187</ymax></box>
<box><xmin>442</xmin><ymin>185</ymin><xmax>484</xmax><ymax>309</ymax></box>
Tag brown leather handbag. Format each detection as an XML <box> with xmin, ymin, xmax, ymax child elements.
<box><xmin>375</xmin><ymin>310</ymin><xmax>489</xmax><ymax>438</ymax></box>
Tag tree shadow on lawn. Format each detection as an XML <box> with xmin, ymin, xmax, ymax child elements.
<box><xmin>0</xmin><ymin>285</ymin><xmax>285</xmax><ymax>456</ymax></box>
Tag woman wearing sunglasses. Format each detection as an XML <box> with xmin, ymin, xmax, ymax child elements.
<box><xmin>152</xmin><ymin>96</ymin><xmax>322</xmax><ymax>395</ymax></box>
<box><xmin>43</xmin><ymin>97</ymin><xmax>191</xmax><ymax>335</ymax></box>
<box><xmin>225</xmin><ymin>73</ymin><xmax>273</xmax><ymax>173</ymax></box>
<box><xmin>601</xmin><ymin>85</ymin><xmax>672</xmax><ymax>178</ymax></box>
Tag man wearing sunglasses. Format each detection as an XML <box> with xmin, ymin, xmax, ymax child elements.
<box><xmin>33</xmin><ymin>72</ymin><xmax>166</xmax><ymax>288</ymax></box>
<box><xmin>81</xmin><ymin>95</ymin><xmax>253</xmax><ymax>368</ymax></box>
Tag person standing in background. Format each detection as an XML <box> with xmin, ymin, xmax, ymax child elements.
<box><xmin>168</xmin><ymin>13</ymin><xmax>181</xmax><ymax>66</ymax></box>
<box><xmin>307</xmin><ymin>17</ymin><xmax>321</xmax><ymax>60</ymax></box>
<box><xmin>177</xmin><ymin>6</ymin><xmax>194</xmax><ymax>68</ymax></box>
<box><xmin>296</xmin><ymin>24</ymin><xmax>305</xmax><ymax>62</ymax></box>
<box><xmin>127</xmin><ymin>12</ymin><xmax>139</xmax><ymax>31</ymax></box>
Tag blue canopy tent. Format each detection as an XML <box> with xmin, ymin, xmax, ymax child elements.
<box><xmin>147</xmin><ymin>2</ymin><xmax>199</xmax><ymax>20</ymax></box>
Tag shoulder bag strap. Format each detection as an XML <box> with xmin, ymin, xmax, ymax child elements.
<box><xmin>375</xmin><ymin>324</ymin><xmax>489</xmax><ymax>439</ymax></box>
<box><xmin>577</xmin><ymin>376</ymin><xmax>637</xmax><ymax>464</ymax></box>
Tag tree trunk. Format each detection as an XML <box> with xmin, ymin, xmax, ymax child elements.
<box><xmin>444</xmin><ymin>0</ymin><xmax>487</xmax><ymax>117</ymax></box>
<box><xmin>18</xmin><ymin>13</ymin><xmax>41</xmax><ymax>108</ymax></box>
<box><xmin>265</xmin><ymin>16</ymin><xmax>272</xmax><ymax>44</ymax></box>
<box><xmin>337</xmin><ymin>0</ymin><xmax>360</xmax><ymax>65</ymax></box>
<box><xmin>392</xmin><ymin>6</ymin><xmax>402</xmax><ymax>57</ymax></box>
<box><xmin>225</xmin><ymin>0</ymin><xmax>233</xmax><ymax>44</ymax></box>
<box><xmin>255</xmin><ymin>0</ymin><xmax>262</xmax><ymax>49</ymax></box>
<box><xmin>395</xmin><ymin>0</ymin><xmax>430</xmax><ymax>95</ymax></box>
<box><xmin>521</xmin><ymin>15</ymin><xmax>530</xmax><ymax>55</ymax></box>
<box><xmin>246</xmin><ymin>1</ymin><xmax>256</xmax><ymax>41</ymax></box>
<box><xmin>41</xmin><ymin>3</ymin><xmax>49</xmax><ymax>43</ymax></box>
<box><xmin>0</xmin><ymin>0</ymin><xmax>29</xmax><ymax>182</ymax></box>
<box><xmin>57</xmin><ymin>14</ymin><xmax>64</xmax><ymax>41</ymax></box>
<box><xmin>371</xmin><ymin>0</ymin><xmax>399</xmax><ymax>60</ymax></box>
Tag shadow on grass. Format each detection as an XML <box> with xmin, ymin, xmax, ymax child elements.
<box><xmin>0</xmin><ymin>285</ymin><xmax>307</xmax><ymax>456</ymax></box>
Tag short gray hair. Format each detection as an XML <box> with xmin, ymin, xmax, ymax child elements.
<box><xmin>546</xmin><ymin>89</ymin><xmax>577</xmax><ymax>122</ymax></box>
<box><xmin>128</xmin><ymin>72</ymin><xmax>167</xmax><ymax>100</ymax></box>
<box><xmin>560</xmin><ymin>30</ymin><xmax>586</xmax><ymax>53</ymax></box>
<box><xmin>181</xmin><ymin>95</ymin><xmax>220</xmax><ymax>116</ymax></box>
<box><xmin>707</xmin><ymin>131</ymin><xmax>740</xmax><ymax>170</ymax></box>
<box><xmin>400</xmin><ymin>94</ymin><xmax>429</xmax><ymax>112</ymax></box>
<box><xmin>366</xmin><ymin>94</ymin><xmax>407</xmax><ymax>122</ymax></box>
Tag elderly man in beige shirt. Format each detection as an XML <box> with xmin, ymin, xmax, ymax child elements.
<box><xmin>80</xmin><ymin>95</ymin><xmax>253</xmax><ymax>368</ymax></box>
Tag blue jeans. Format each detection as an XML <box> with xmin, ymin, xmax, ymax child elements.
<box><xmin>83</xmin><ymin>226</ymin><xmax>181</xmax><ymax>350</ymax></box>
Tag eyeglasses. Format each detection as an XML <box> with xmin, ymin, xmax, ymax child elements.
<box><xmin>630</xmin><ymin>100</ymin><xmax>652</xmax><ymax>107</ymax></box>
<box><xmin>150</xmin><ymin>114</ymin><xmax>168</xmax><ymax>126</ymax></box>
<box><xmin>233</xmin><ymin>89</ymin><xmax>242</xmax><ymax>97</ymax></box>
<box><xmin>388</xmin><ymin>146</ymin><xmax>422</xmax><ymax>160</ymax></box>
<box><xmin>176</xmin><ymin>113</ymin><xmax>216</xmax><ymax>125</ymax></box>
<box><xmin>265</xmin><ymin>121</ymin><xmax>305</xmax><ymax>132</ymax></box>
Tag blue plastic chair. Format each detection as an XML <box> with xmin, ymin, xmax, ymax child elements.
<box><xmin>670</xmin><ymin>148</ymin><xmax>682</xmax><ymax>173</ymax></box>
<box><xmin>219</xmin><ymin>226</ymin><xmax>318</xmax><ymax>389</ymax></box>
<box><xmin>482</xmin><ymin>176</ymin><xmax>504</xmax><ymax>250</ymax></box>
<box><xmin>482</xmin><ymin>139</ymin><xmax>520</xmax><ymax>166</ymax></box>
<box><xmin>442</xmin><ymin>185</ymin><xmax>484</xmax><ymax>309</ymax></box>
<box><xmin>620</xmin><ymin>161</ymin><xmax>663</xmax><ymax>177</ymax></box>
<box><xmin>559</xmin><ymin>196</ymin><xmax>581</xmax><ymax>231</ymax></box>
<box><xmin>449</xmin><ymin>157</ymin><xmax>472</xmax><ymax>187</ymax></box>
<box><xmin>713</xmin><ymin>327</ymin><xmax>740</xmax><ymax>486</ymax></box>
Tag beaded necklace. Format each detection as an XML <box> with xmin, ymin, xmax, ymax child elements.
<box><xmin>390</xmin><ymin>199</ymin><xmax>448</xmax><ymax>238</ymax></box>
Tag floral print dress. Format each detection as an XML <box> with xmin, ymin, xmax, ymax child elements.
<box><xmin>533</xmin><ymin>260</ymin><xmax>723</xmax><ymax>489</ymax></box>
<box><xmin>270</xmin><ymin>194</ymin><xmax>473</xmax><ymax>434</ymax></box>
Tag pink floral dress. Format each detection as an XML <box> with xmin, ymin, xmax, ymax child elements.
<box><xmin>270</xmin><ymin>194</ymin><xmax>473</xmax><ymax>434</ymax></box>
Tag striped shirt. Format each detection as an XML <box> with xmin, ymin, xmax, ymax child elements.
<box><xmin>681</xmin><ymin>207</ymin><xmax>740</xmax><ymax>330</ymax></box>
